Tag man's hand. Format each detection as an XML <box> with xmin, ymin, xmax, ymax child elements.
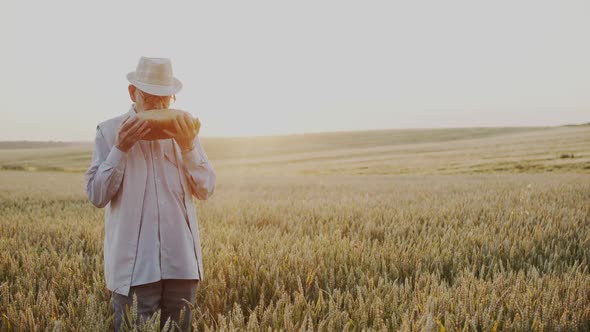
<box><xmin>163</xmin><ymin>112</ymin><xmax>200</xmax><ymax>153</ymax></box>
<box><xmin>115</xmin><ymin>116</ymin><xmax>151</xmax><ymax>152</ymax></box>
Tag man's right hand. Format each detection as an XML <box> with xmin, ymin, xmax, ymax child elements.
<box><xmin>115</xmin><ymin>116</ymin><xmax>151</xmax><ymax>152</ymax></box>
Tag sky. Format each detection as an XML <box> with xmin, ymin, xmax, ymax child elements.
<box><xmin>0</xmin><ymin>0</ymin><xmax>588</xmax><ymax>141</ymax></box>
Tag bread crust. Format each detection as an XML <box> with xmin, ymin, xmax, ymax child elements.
<box><xmin>135</xmin><ymin>109</ymin><xmax>201</xmax><ymax>140</ymax></box>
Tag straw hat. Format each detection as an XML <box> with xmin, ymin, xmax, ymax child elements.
<box><xmin>126</xmin><ymin>56</ymin><xmax>183</xmax><ymax>96</ymax></box>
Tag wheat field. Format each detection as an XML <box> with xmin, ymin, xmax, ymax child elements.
<box><xmin>1</xmin><ymin>125</ymin><xmax>589</xmax><ymax>331</ymax></box>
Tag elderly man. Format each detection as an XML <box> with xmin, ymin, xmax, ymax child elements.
<box><xmin>84</xmin><ymin>56</ymin><xmax>216</xmax><ymax>331</ymax></box>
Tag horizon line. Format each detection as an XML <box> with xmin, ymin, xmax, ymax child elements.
<box><xmin>0</xmin><ymin>122</ymin><xmax>587</xmax><ymax>144</ymax></box>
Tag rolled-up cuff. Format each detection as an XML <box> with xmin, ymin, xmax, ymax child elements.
<box><xmin>181</xmin><ymin>138</ymin><xmax>208</xmax><ymax>169</ymax></box>
<box><xmin>105</xmin><ymin>145</ymin><xmax>127</xmax><ymax>169</ymax></box>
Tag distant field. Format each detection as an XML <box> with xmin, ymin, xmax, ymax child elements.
<box><xmin>0</xmin><ymin>125</ymin><xmax>588</xmax><ymax>175</ymax></box>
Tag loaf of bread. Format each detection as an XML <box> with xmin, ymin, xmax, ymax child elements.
<box><xmin>136</xmin><ymin>108</ymin><xmax>201</xmax><ymax>140</ymax></box>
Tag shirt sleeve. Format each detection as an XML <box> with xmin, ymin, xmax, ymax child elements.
<box><xmin>179</xmin><ymin>136</ymin><xmax>216</xmax><ymax>200</ymax></box>
<box><xmin>84</xmin><ymin>125</ymin><xmax>127</xmax><ymax>208</ymax></box>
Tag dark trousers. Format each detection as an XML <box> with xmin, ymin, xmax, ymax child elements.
<box><xmin>111</xmin><ymin>279</ymin><xmax>199</xmax><ymax>331</ymax></box>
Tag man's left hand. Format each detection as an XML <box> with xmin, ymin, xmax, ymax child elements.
<box><xmin>163</xmin><ymin>112</ymin><xmax>200</xmax><ymax>153</ymax></box>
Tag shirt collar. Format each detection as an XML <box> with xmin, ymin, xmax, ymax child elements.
<box><xmin>126</xmin><ymin>104</ymin><xmax>137</xmax><ymax>117</ymax></box>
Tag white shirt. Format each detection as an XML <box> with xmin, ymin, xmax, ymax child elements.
<box><xmin>130</xmin><ymin>138</ymin><xmax>199</xmax><ymax>286</ymax></box>
<box><xmin>84</xmin><ymin>105</ymin><xmax>216</xmax><ymax>296</ymax></box>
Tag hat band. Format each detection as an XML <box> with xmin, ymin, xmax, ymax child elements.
<box><xmin>134</xmin><ymin>71</ymin><xmax>174</xmax><ymax>86</ymax></box>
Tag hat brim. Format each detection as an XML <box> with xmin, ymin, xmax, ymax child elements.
<box><xmin>127</xmin><ymin>72</ymin><xmax>183</xmax><ymax>96</ymax></box>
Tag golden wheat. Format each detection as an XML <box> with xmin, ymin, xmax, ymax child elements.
<box><xmin>0</xmin><ymin>172</ymin><xmax>589</xmax><ymax>331</ymax></box>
